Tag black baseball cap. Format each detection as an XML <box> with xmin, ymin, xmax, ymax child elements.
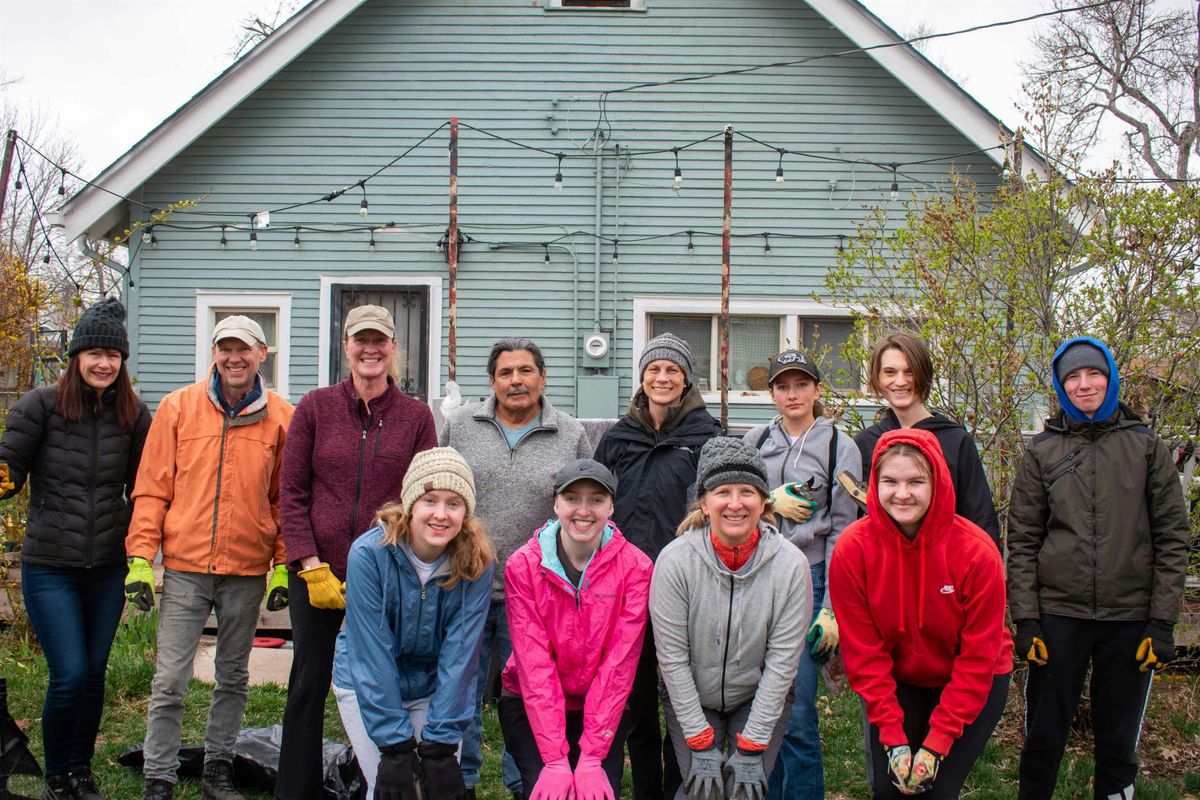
<box><xmin>767</xmin><ymin>349</ymin><xmax>821</xmax><ymax>384</ymax></box>
<box><xmin>553</xmin><ymin>459</ymin><xmax>618</xmax><ymax>496</ymax></box>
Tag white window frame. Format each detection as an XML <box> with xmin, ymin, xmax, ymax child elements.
<box><xmin>195</xmin><ymin>291</ymin><xmax>293</xmax><ymax>401</ymax></box>
<box><xmin>317</xmin><ymin>275</ymin><xmax>443</xmax><ymax>400</ymax></box>
<box><xmin>546</xmin><ymin>0</ymin><xmax>646</xmax><ymax>10</ymax></box>
<box><xmin>633</xmin><ymin>296</ymin><xmax>859</xmax><ymax>404</ymax></box>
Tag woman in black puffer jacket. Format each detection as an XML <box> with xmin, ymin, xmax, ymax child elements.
<box><xmin>0</xmin><ymin>299</ymin><xmax>151</xmax><ymax>800</ymax></box>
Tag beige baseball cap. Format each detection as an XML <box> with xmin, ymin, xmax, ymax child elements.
<box><xmin>343</xmin><ymin>305</ymin><xmax>396</xmax><ymax>339</ymax></box>
<box><xmin>212</xmin><ymin>315</ymin><xmax>267</xmax><ymax>347</ymax></box>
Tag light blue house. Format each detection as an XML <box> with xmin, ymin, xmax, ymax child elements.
<box><xmin>55</xmin><ymin>0</ymin><xmax>1044</xmax><ymax>427</ymax></box>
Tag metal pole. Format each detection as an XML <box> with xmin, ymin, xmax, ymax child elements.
<box><xmin>447</xmin><ymin>117</ymin><xmax>459</xmax><ymax>384</ymax></box>
<box><xmin>720</xmin><ymin>125</ymin><xmax>733</xmax><ymax>433</ymax></box>
<box><xmin>0</xmin><ymin>130</ymin><xmax>17</xmax><ymax>225</ymax></box>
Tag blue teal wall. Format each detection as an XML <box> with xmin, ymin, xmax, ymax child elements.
<box><xmin>130</xmin><ymin>0</ymin><xmax>1001</xmax><ymax>427</ymax></box>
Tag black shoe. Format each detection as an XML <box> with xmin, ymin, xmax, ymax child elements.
<box><xmin>42</xmin><ymin>775</ymin><xmax>72</xmax><ymax>800</ymax></box>
<box><xmin>66</xmin><ymin>767</ymin><xmax>104</xmax><ymax>800</ymax></box>
<box><xmin>200</xmin><ymin>760</ymin><xmax>244</xmax><ymax>800</ymax></box>
<box><xmin>142</xmin><ymin>779</ymin><xmax>174</xmax><ymax>800</ymax></box>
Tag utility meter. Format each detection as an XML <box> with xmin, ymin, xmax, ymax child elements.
<box><xmin>583</xmin><ymin>332</ymin><xmax>611</xmax><ymax>368</ymax></box>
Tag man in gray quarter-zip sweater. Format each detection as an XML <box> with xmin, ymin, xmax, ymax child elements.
<box><xmin>440</xmin><ymin>337</ymin><xmax>592</xmax><ymax>798</ymax></box>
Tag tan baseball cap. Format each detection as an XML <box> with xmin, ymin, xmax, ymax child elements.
<box><xmin>212</xmin><ymin>315</ymin><xmax>267</xmax><ymax>347</ymax></box>
<box><xmin>343</xmin><ymin>305</ymin><xmax>396</xmax><ymax>339</ymax></box>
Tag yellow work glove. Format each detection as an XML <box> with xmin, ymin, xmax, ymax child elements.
<box><xmin>298</xmin><ymin>563</ymin><xmax>346</xmax><ymax>610</ymax></box>
<box><xmin>1014</xmin><ymin>620</ymin><xmax>1048</xmax><ymax>666</ymax></box>
<box><xmin>0</xmin><ymin>463</ymin><xmax>15</xmax><ymax>494</ymax></box>
<box><xmin>806</xmin><ymin>607</ymin><xmax>839</xmax><ymax>663</ymax></box>
<box><xmin>1135</xmin><ymin>620</ymin><xmax>1174</xmax><ymax>673</ymax></box>
<box><xmin>124</xmin><ymin>556</ymin><xmax>156</xmax><ymax>612</ymax></box>
<box><xmin>769</xmin><ymin>483</ymin><xmax>817</xmax><ymax>524</ymax></box>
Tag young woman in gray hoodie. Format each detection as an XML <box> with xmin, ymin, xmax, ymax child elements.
<box><xmin>650</xmin><ymin>437</ymin><xmax>811</xmax><ymax>800</ymax></box>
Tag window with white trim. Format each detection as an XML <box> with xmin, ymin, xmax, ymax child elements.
<box><xmin>637</xmin><ymin>298</ymin><xmax>860</xmax><ymax>397</ymax></box>
<box><xmin>195</xmin><ymin>292</ymin><xmax>292</xmax><ymax>400</ymax></box>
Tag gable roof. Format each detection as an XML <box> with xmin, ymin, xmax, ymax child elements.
<box><xmin>53</xmin><ymin>0</ymin><xmax>1047</xmax><ymax>244</ymax></box>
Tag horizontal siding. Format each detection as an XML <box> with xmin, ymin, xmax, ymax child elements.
<box><xmin>132</xmin><ymin>0</ymin><xmax>1003</xmax><ymax>415</ymax></box>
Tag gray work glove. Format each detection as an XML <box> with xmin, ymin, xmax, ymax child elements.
<box><xmin>724</xmin><ymin>748</ymin><xmax>767</xmax><ymax>800</ymax></box>
<box><xmin>682</xmin><ymin>746</ymin><xmax>724</xmax><ymax>800</ymax></box>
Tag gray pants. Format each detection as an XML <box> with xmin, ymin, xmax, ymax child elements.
<box><xmin>143</xmin><ymin>568</ymin><xmax>265</xmax><ymax>782</ymax></box>
<box><xmin>662</xmin><ymin>692</ymin><xmax>791</xmax><ymax>800</ymax></box>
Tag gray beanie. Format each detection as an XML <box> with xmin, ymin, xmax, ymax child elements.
<box><xmin>1055</xmin><ymin>342</ymin><xmax>1109</xmax><ymax>384</ymax></box>
<box><xmin>639</xmin><ymin>333</ymin><xmax>694</xmax><ymax>379</ymax></box>
<box><xmin>696</xmin><ymin>437</ymin><xmax>769</xmax><ymax>496</ymax></box>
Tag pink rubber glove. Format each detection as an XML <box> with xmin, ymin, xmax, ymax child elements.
<box><xmin>530</xmin><ymin>756</ymin><xmax>575</xmax><ymax>800</ymax></box>
<box><xmin>573</xmin><ymin>753</ymin><xmax>614</xmax><ymax>800</ymax></box>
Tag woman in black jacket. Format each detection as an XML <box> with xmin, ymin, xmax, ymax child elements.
<box><xmin>594</xmin><ymin>332</ymin><xmax>721</xmax><ymax>800</ymax></box>
<box><xmin>0</xmin><ymin>299</ymin><xmax>151</xmax><ymax>800</ymax></box>
<box><xmin>853</xmin><ymin>332</ymin><xmax>1001</xmax><ymax>548</ymax></box>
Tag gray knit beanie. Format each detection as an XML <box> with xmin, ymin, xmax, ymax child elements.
<box><xmin>401</xmin><ymin>447</ymin><xmax>477</xmax><ymax>518</ymax></box>
<box><xmin>638</xmin><ymin>333</ymin><xmax>694</xmax><ymax>380</ymax></box>
<box><xmin>696</xmin><ymin>437</ymin><xmax>769</xmax><ymax>496</ymax></box>
<box><xmin>1055</xmin><ymin>342</ymin><xmax>1110</xmax><ymax>384</ymax></box>
<box><xmin>68</xmin><ymin>298</ymin><xmax>130</xmax><ymax>358</ymax></box>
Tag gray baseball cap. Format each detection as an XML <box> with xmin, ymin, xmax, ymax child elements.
<box><xmin>553</xmin><ymin>459</ymin><xmax>618</xmax><ymax>496</ymax></box>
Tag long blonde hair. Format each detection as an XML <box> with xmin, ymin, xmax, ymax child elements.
<box><xmin>675</xmin><ymin>495</ymin><xmax>778</xmax><ymax>536</ymax></box>
<box><xmin>375</xmin><ymin>500</ymin><xmax>494</xmax><ymax>588</ymax></box>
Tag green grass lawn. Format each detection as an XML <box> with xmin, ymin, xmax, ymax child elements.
<box><xmin>1</xmin><ymin>616</ymin><xmax>1196</xmax><ymax>799</ymax></box>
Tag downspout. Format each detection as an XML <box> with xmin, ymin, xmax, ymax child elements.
<box><xmin>593</xmin><ymin>131</ymin><xmax>604</xmax><ymax>333</ymax></box>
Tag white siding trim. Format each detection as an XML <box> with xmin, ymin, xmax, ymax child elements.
<box><xmin>194</xmin><ymin>290</ymin><xmax>293</xmax><ymax>401</ymax></box>
<box><xmin>317</xmin><ymin>275</ymin><xmax>443</xmax><ymax>399</ymax></box>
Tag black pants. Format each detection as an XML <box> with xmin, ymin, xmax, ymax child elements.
<box><xmin>627</xmin><ymin>622</ymin><xmax>682</xmax><ymax>800</ymax></box>
<box><xmin>863</xmin><ymin>674</ymin><xmax>1009</xmax><ymax>800</ymax></box>
<box><xmin>275</xmin><ymin>573</ymin><xmax>346</xmax><ymax>800</ymax></box>
<box><xmin>498</xmin><ymin>695</ymin><xmax>635</xmax><ymax>795</ymax></box>
<box><xmin>1018</xmin><ymin>615</ymin><xmax>1153</xmax><ymax>800</ymax></box>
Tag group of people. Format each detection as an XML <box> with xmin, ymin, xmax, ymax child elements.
<box><xmin>0</xmin><ymin>296</ymin><xmax>1189</xmax><ymax>800</ymax></box>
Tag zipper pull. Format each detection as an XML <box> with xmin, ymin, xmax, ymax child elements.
<box><xmin>420</xmin><ymin>585</ymin><xmax>427</xmax><ymax>601</ymax></box>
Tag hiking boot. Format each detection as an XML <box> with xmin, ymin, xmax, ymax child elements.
<box><xmin>142</xmin><ymin>779</ymin><xmax>174</xmax><ymax>800</ymax></box>
<box><xmin>66</xmin><ymin>767</ymin><xmax>105</xmax><ymax>800</ymax></box>
<box><xmin>200</xmin><ymin>760</ymin><xmax>244</xmax><ymax>800</ymax></box>
<box><xmin>42</xmin><ymin>775</ymin><xmax>72</xmax><ymax>800</ymax></box>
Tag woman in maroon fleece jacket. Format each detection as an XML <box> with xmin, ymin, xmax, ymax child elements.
<box><xmin>830</xmin><ymin>428</ymin><xmax>1012</xmax><ymax>799</ymax></box>
<box><xmin>275</xmin><ymin>305</ymin><xmax>437</xmax><ymax>800</ymax></box>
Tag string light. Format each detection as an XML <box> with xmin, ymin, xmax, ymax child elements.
<box><xmin>249</xmin><ymin>213</ymin><xmax>258</xmax><ymax>250</ymax></box>
<box><xmin>775</xmin><ymin>150</ymin><xmax>786</xmax><ymax>184</ymax></box>
<box><xmin>612</xmin><ymin>240</ymin><xmax>620</xmax><ymax>265</ymax></box>
<box><xmin>672</xmin><ymin>148</ymin><xmax>683</xmax><ymax>189</ymax></box>
<box><xmin>219</xmin><ymin>225</ymin><xmax>227</xmax><ymax>248</ymax></box>
<box><xmin>57</xmin><ymin>169</ymin><xmax>66</xmax><ymax>196</ymax></box>
<box><xmin>151</xmin><ymin>229</ymin><xmax>159</xmax><ymax>249</ymax></box>
<box><xmin>293</xmin><ymin>227</ymin><xmax>301</xmax><ymax>249</ymax></box>
<box><xmin>687</xmin><ymin>231</ymin><xmax>695</xmax><ymax>255</ymax></box>
<box><xmin>837</xmin><ymin>234</ymin><xmax>845</xmax><ymax>254</ymax></box>
<box><xmin>554</xmin><ymin>154</ymin><xmax>564</xmax><ymax>191</ymax></box>
<box><xmin>763</xmin><ymin>233</ymin><xmax>771</xmax><ymax>255</ymax></box>
<box><xmin>358</xmin><ymin>183</ymin><xmax>369</xmax><ymax>218</ymax></box>
<box><xmin>142</xmin><ymin>227</ymin><xmax>153</xmax><ymax>244</ymax></box>
<box><xmin>368</xmin><ymin>229</ymin><xmax>376</xmax><ymax>251</ymax></box>
<box><xmin>889</xmin><ymin>164</ymin><xmax>900</xmax><ymax>201</ymax></box>
<box><xmin>543</xmin><ymin>244</ymin><xmax>550</xmax><ymax>266</ymax></box>
<box><xmin>42</xmin><ymin>253</ymin><xmax>50</xmax><ymax>264</ymax></box>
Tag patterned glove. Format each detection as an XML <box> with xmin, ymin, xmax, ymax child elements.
<box><xmin>682</xmin><ymin>746</ymin><xmax>723</xmax><ymax>800</ymax></box>
<box><xmin>883</xmin><ymin>744</ymin><xmax>912</xmax><ymax>792</ymax></box>
<box><xmin>806</xmin><ymin>607</ymin><xmax>839</xmax><ymax>663</ymax></box>
<box><xmin>124</xmin><ymin>556</ymin><xmax>156</xmax><ymax>612</ymax></box>
<box><xmin>1136</xmin><ymin>619</ymin><xmax>1175</xmax><ymax>672</ymax></box>
<box><xmin>572</xmin><ymin>753</ymin><xmax>613</xmax><ymax>800</ymax></box>
<box><xmin>266</xmin><ymin>564</ymin><xmax>289</xmax><ymax>611</ymax></box>
<box><xmin>723</xmin><ymin>748</ymin><xmax>767</xmax><ymax>800</ymax></box>
<box><xmin>374</xmin><ymin>738</ymin><xmax>419</xmax><ymax>800</ymax></box>
<box><xmin>298</xmin><ymin>562</ymin><xmax>346</xmax><ymax>610</ymax></box>
<box><xmin>769</xmin><ymin>483</ymin><xmax>817</xmax><ymax>524</ymax></box>
<box><xmin>904</xmin><ymin>747</ymin><xmax>942</xmax><ymax>794</ymax></box>
<box><xmin>530</xmin><ymin>755</ymin><xmax>574</xmax><ymax>800</ymax></box>
<box><xmin>417</xmin><ymin>740</ymin><xmax>466</xmax><ymax>799</ymax></box>
<box><xmin>1014</xmin><ymin>619</ymin><xmax>1049</xmax><ymax>666</ymax></box>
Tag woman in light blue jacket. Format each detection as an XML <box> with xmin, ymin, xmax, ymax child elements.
<box><xmin>333</xmin><ymin>448</ymin><xmax>494</xmax><ymax>800</ymax></box>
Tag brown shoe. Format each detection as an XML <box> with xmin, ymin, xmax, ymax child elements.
<box><xmin>200</xmin><ymin>760</ymin><xmax>243</xmax><ymax>800</ymax></box>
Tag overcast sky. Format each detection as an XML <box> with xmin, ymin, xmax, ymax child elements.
<box><xmin>1</xmin><ymin>1</ymin><xmax>1189</xmax><ymax>177</ymax></box>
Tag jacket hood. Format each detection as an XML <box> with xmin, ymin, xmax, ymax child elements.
<box><xmin>627</xmin><ymin>383</ymin><xmax>708</xmax><ymax>438</ymax></box>
<box><xmin>607</xmin><ymin>390</ymin><xmax>720</xmax><ymax>446</ymax></box>
<box><xmin>1051</xmin><ymin>337</ymin><xmax>1120</xmax><ymax>422</ymax></box>
<box><xmin>534</xmin><ymin>518</ymin><xmax>617</xmax><ymax>587</ymax></box>
<box><xmin>866</xmin><ymin>428</ymin><xmax>956</xmax><ymax>546</ymax></box>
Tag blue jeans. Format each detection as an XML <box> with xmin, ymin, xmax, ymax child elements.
<box><xmin>460</xmin><ymin>599</ymin><xmax>522</xmax><ymax>793</ymax></box>
<box><xmin>21</xmin><ymin>562</ymin><xmax>126</xmax><ymax>777</ymax></box>
<box><xmin>767</xmin><ymin>562</ymin><xmax>825</xmax><ymax>799</ymax></box>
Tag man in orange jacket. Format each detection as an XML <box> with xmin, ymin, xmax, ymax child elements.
<box><xmin>126</xmin><ymin>315</ymin><xmax>293</xmax><ymax>800</ymax></box>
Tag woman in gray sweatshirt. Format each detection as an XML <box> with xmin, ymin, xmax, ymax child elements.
<box><xmin>650</xmin><ymin>437</ymin><xmax>811</xmax><ymax>800</ymax></box>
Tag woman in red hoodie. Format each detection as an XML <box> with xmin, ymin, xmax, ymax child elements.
<box><xmin>830</xmin><ymin>428</ymin><xmax>1011</xmax><ymax>798</ymax></box>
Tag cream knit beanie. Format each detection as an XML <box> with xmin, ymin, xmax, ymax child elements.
<box><xmin>401</xmin><ymin>447</ymin><xmax>476</xmax><ymax>517</ymax></box>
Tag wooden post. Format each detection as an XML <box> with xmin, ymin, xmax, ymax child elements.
<box><xmin>447</xmin><ymin>117</ymin><xmax>459</xmax><ymax>384</ymax></box>
<box><xmin>720</xmin><ymin>124</ymin><xmax>733</xmax><ymax>433</ymax></box>
<box><xmin>0</xmin><ymin>130</ymin><xmax>17</xmax><ymax>225</ymax></box>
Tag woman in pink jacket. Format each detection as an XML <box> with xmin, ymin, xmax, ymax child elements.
<box><xmin>500</xmin><ymin>459</ymin><xmax>653</xmax><ymax>800</ymax></box>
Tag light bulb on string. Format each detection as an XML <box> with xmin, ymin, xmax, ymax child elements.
<box><xmin>837</xmin><ymin>234</ymin><xmax>845</xmax><ymax>254</ymax></box>
<box><xmin>42</xmin><ymin>253</ymin><xmax>50</xmax><ymax>265</ymax></box>
<box><xmin>249</xmin><ymin>230</ymin><xmax>258</xmax><ymax>251</ymax></box>
<box><xmin>543</xmin><ymin>244</ymin><xmax>550</xmax><ymax>266</ymax></box>
<box><xmin>219</xmin><ymin>226</ymin><xmax>228</xmax><ymax>249</ymax></box>
<box><xmin>369</xmin><ymin>230</ymin><xmax>376</xmax><ymax>251</ymax></box>
<box><xmin>57</xmin><ymin>169</ymin><xmax>66</xmax><ymax>197</ymax></box>
<box><xmin>763</xmin><ymin>233</ymin><xmax>772</xmax><ymax>256</ymax></box>
<box><xmin>776</xmin><ymin>150</ymin><xmax>786</xmax><ymax>184</ymax></box>
<box><xmin>554</xmin><ymin>154</ymin><xmax>564</xmax><ymax>191</ymax></box>
<box><xmin>293</xmin><ymin>228</ymin><xmax>301</xmax><ymax>249</ymax></box>
<box><xmin>889</xmin><ymin>165</ymin><xmax>900</xmax><ymax>201</ymax></box>
<box><xmin>612</xmin><ymin>240</ymin><xmax>620</xmax><ymax>265</ymax></box>
<box><xmin>672</xmin><ymin>148</ymin><xmax>682</xmax><ymax>190</ymax></box>
<box><xmin>686</xmin><ymin>231</ymin><xmax>695</xmax><ymax>256</ymax></box>
<box><xmin>142</xmin><ymin>227</ymin><xmax>153</xmax><ymax>245</ymax></box>
<box><xmin>151</xmin><ymin>231</ymin><xmax>159</xmax><ymax>249</ymax></box>
<box><xmin>358</xmin><ymin>183</ymin><xmax>369</xmax><ymax>218</ymax></box>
